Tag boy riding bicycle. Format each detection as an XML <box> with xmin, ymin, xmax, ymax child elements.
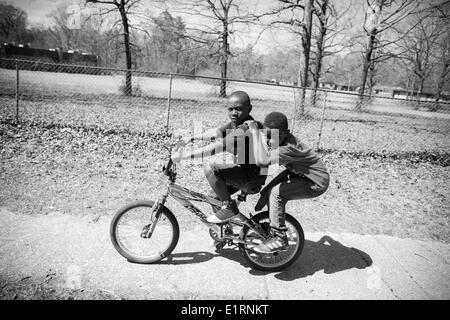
<box><xmin>172</xmin><ymin>91</ymin><xmax>266</xmax><ymax>223</ymax></box>
<box><xmin>247</xmin><ymin>111</ymin><xmax>330</xmax><ymax>253</ymax></box>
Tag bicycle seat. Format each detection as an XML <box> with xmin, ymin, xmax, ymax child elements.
<box><xmin>240</xmin><ymin>175</ymin><xmax>267</xmax><ymax>195</ymax></box>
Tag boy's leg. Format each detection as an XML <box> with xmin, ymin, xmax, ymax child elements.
<box><xmin>204</xmin><ymin>162</ymin><xmax>241</xmax><ymax>201</ymax></box>
<box><xmin>206</xmin><ymin>187</ymin><xmax>239</xmax><ymax>213</ymax></box>
<box><xmin>269</xmin><ymin>176</ymin><xmax>328</xmax><ymax>229</ymax></box>
<box><xmin>204</xmin><ymin>162</ymin><xmax>259</xmax><ymax>222</ymax></box>
<box><xmin>255</xmin><ymin>176</ymin><xmax>327</xmax><ymax>253</ymax></box>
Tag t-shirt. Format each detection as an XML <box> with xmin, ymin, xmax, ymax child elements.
<box><xmin>270</xmin><ymin>133</ymin><xmax>329</xmax><ymax>188</ymax></box>
<box><xmin>216</xmin><ymin>115</ymin><xmax>263</xmax><ymax>168</ymax></box>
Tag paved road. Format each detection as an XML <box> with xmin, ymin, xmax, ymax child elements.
<box><xmin>0</xmin><ymin>208</ymin><xmax>449</xmax><ymax>300</ymax></box>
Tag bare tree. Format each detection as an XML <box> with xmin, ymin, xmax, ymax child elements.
<box><xmin>432</xmin><ymin>5</ymin><xmax>450</xmax><ymax>111</ymax></box>
<box><xmin>310</xmin><ymin>0</ymin><xmax>352</xmax><ymax>107</ymax></box>
<box><xmin>268</xmin><ymin>0</ymin><xmax>313</xmax><ymax>116</ymax></box>
<box><xmin>311</xmin><ymin>0</ymin><xmax>329</xmax><ymax>96</ymax></box>
<box><xmin>397</xmin><ymin>14</ymin><xmax>442</xmax><ymax>97</ymax></box>
<box><xmin>86</xmin><ymin>0</ymin><xmax>141</xmax><ymax>96</ymax></box>
<box><xmin>46</xmin><ymin>4</ymin><xmax>120</xmax><ymax>67</ymax></box>
<box><xmin>0</xmin><ymin>1</ymin><xmax>28</xmax><ymax>43</ymax></box>
<box><xmin>170</xmin><ymin>0</ymin><xmax>264</xmax><ymax>97</ymax></box>
<box><xmin>356</xmin><ymin>0</ymin><xmax>421</xmax><ymax>110</ymax></box>
<box><xmin>388</xmin><ymin>2</ymin><xmax>449</xmax><ymax>110</ymax></box>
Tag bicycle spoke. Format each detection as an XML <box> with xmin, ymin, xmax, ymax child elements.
<box><xmin>114</xmin><ymin>206</ymin><xmax>176</xmax><ymax>259</ymax></box>
<box><xmin>242</xmin><ymin>216</ymin><xmax>302</xmax><ymax>270</ymax></box>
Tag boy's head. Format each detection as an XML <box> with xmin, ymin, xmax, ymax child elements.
<box><xmin>263</xmin><ymin>112</ymin><xmax>290</xmax><ymax>148</ymax></box>
<box><xmin>226</xmin><ymin>91</ymin><xmax>252</xmax><ymax>126</ymax></box>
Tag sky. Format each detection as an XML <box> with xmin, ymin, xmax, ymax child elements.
<box><xmin>10</xmin><ymin>0</ymin><xmax>63</xmax><ymax>25</ymax></box>
<box><xmin>8</xmin><ymin>0</ymin><xmax>296</xmax><ymax>53</ymax></box>
<box><xmin>7</xmin><ymin>0</ymin><xmax>445</xmax><ymax>54</ymax></box>
<box><xmin>9</xmin><ymin>0</ymin><xmax>285</xmax><ymax>50</ymax></box>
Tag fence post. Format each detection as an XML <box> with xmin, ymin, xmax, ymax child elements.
<box><xmin>316</xmin><ymin>91</ymin><xmax>327</xmax><ymax>150</ymax></box>
<box><xmin>291</xmin><ymin>88</ymin><xmax>297</xmax><ymax>135</ymax></box>
<box><xmin>15</xmin><ymin>60</ymin><xmax>20</xmax><ymax>124</ymax></box>
<box><xmin>166</xmin><ymin>73</ymin><xmax>173</xmax><ymax>132</ymax></box>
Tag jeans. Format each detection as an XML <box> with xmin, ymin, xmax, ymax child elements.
<box><xmin>204</xmin><ymin>162</ymin><xmax>265</xmax><ymax>201</ymax></box>
<box><xmin>268</xmin><ymin>174</ymin><xmax>329</xmax><ymax>231</ymax></box>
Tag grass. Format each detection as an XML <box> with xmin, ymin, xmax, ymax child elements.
<box><xmin>1</xmin><ymin>94</ymin><xmax>449</xmax><ymax>154</ymax></box>
<box><xmin>0</xmin><ymin>278</ymin><xmax>122</xmax><ymax>300</ymax></box>
<box><xmin>0</xmin><ymin>69</ymin><xmax>449</xmax><ymax>246</ymax></box>
<box><xmin>1</xmin><ymin>67</ymin><xmax>449</xmax><ymax>155</ymax></box>
<box><xmin>1</xmin><ymin>121</ymin><xmax>449</xmax><ymax>244</ymax></box>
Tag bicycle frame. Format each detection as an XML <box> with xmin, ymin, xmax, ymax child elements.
<box><xmin>168</xmin><ymin>183</ymin><xmax>221</xmax><ymax>223</ymax></box>
<box><xmin>146</xmin><ymin>141</ymin><xmax>263</xmax><ymax>241</ymax></box>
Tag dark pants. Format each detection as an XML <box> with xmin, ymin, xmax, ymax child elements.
<box><xmin>204</xmin><ymin>162</ymin><xmax>265</xmax><ymax>202</ymax></box>
<box><xmin>268</xmin><ymin>174</ymin><xmax>329</xmax><ymax>230</ymax></box>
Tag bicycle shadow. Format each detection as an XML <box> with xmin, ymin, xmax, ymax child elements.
<box><xmin>159</xmin><ymin>249</ymin><xmax>245</xmax><ymax>266</ymax></box>
<box><xmin>230</xmin><ymin>235</ymin><xmax>373</xmax><ymax>280</ymax></box>
<box><xmin>158</xmin><ymin>251</ymin><xmax>219</xmax><ymax>265</ymax></box>
<box><xmin>148</xmin><ymin>235</ymin><xmax>373</xmax><ymax>280</ymax></box>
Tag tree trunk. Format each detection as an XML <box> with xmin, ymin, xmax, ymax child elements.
<box><xmin>312</xmin><ymin>0</ymin><xmax>328</xmax><ymax>108</ymax></box>
<box><xmin>357</xmin><ymin>30</ymin><xmax>376</xmax><ymax>110</ymax></box>
<box><xmin>358</xmin><ymin>0</ymin><xmax>385</xmax><ymax>110</ymax></box>
<box><xmin>432</xmin><ymin>64</ymin><xmax>449</xmax><ymax>112</ymax></box>
<box><xmin>297</xmin><ymin>0</ymin><xmax>314</xmax><ymax>117</ymax></box>
<box><xmin>410</xmin><ymin>75</ymin><xmax>416</xmax><ymax>100</ymax></box>
<box><xmin>219</xmin><ymin>25</ymin><xmax>229</xmax><ymax>98</ymax></box>
<box><xmin>119</xmin><ymin>3</ymin><xmax>132</xmax><ymax>96</ymax></box>
<box><xmin>432</xmin><ymin>37</ymin><xmax>449</xmax><ymax>111</ymax></box>
<box><xmin>405</xmin><ymin>75</ymin><xmax>411</xmax><ymax>99</ymax></box>
<box><xmin>368</xmin><ymin>55</ymin><xmax>376</xmax><ymax>97</ymax></box>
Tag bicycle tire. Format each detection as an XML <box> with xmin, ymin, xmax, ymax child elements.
<box><xmin>110</xmin><ymin>200</ymin><xmax>179</xmax><ymax>264</ymax></box>
<box><xmin>238</xmin><ymin>211</ymin><xmax>305</xmax><ymax>272</ymax></box>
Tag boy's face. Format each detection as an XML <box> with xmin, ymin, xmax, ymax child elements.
<box><xmin>226</xmin><ymin>95</ymin><xmax>251</xmax><ymax>126</ymax></box>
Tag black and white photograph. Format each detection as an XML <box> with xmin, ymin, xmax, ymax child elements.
<box><xmin>0</xmin><ymin>0</ymin><xmax>449</xmax><ymax>306</ymax></box>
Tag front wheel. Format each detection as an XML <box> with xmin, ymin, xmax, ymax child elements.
<box><xmin>110</xmin><ymin>200</ymin><xmax>179</xmax><ymax>264</ymax></box>
<box><xmin>239</xmin><ymin>211</ymin><xmax>305</xmax><ymax>272</ymax></box>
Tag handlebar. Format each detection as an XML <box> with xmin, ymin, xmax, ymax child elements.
<box><xmin>163</xmin><ymin>139</ymin><xmax>184</xmax><ymax>177</ymax></box>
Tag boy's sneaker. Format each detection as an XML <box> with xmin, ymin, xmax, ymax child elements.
<box><xmin>254</xmin><ymin>232</ymin><xmax>289</xmax><ymax>253</ymax></box>
<box><xmin>207</xmin><ymin>200</ymin><xmax>239</xmax><ymax>223</ymax></box>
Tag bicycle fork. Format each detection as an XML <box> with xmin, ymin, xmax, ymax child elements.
<box><xmin>141</xmin><ymin>190</ymin><xmax>170</xmax><ymax>239</ymax></box>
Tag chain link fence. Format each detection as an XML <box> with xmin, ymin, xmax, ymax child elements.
<box><xmin>1</xmin><ymin>58</ymin><xmax>449</xmax><ymax>155</ymax></box>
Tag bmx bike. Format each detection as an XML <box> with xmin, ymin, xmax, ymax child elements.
<box><xmin>110</xmin><ymin>141</ymin><xmax>305</xmax><ymax>272</ymax></box>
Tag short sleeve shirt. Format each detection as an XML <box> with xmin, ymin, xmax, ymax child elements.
<box><xmin>270</xmin><ymin>133</ymin><xmax>329</xmax><ymax>188</ymax></box>
<box><xmin>216</xmin><ymin>116</ymin><xmax>262</xmax><ymax>168</ymax></box>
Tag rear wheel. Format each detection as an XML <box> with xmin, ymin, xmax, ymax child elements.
<box><xmin>110</xmin><ymin>200</ymin><xmax>179</xmax><ymax>264</ymax></box>
<box><xmin>239</xmin><ymin>211</ymin><xmax>304</xmax><ymax>272</ymax></box>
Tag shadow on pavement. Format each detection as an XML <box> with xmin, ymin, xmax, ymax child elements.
<box><xmin>248</xmin><ymin>235</ymin><xmax>373</xmax><ymax>280</ymax></box>
<box><xmin>158</xmin><ymin>251</ymin><xmax>219</xmax><ymax>265</ymax></box>
<box><xmin>210</xmin><ymin>235</ymin><xmax>373</xmax><ymax>280</ymax></box>
<box><xmin>151</xmin><ymin>235</ymin><xmax>372</xmax><ymax>280</ymax></box>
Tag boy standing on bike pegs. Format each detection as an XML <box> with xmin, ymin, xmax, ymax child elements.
<box><xmin>247</xmin><ymin>111</ymin><xmax>330</xmax><ymax>253</ymax></box>
<box><xmin>172</xmin><ymin>91</ymin><xmax>266</xmax><ymax>223</ymax></box>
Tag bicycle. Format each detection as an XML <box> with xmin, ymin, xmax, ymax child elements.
<box><xmin>110</xmin><ymin>140</ymin><xmax>305</xmax><ymax>272</ymax></box>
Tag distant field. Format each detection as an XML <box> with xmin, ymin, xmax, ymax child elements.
<box><xmin>1</xmin><ymin>97</ymin><xmax>449</xmax><ymax>154</ymax></box>
<box><xmin>1</xmin><ymin>68</ymin><xmax>449</xmax><ymax>244</ymax></box>
<box><xmin>1</xmin><ymin>68</ymin><xmax>449</xmax><ymax>154</ymax></box>
<box><xmin>1</xmin><ymin>68</ymin><xmax>450</xmax><ymax>116</ymax></box>
<box><xmin>1</xmin><ymin>122</ymin><xmax>449</xmax><ymax>243</ymax></box>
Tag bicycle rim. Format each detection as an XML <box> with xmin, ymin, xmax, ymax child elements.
<box><xmin>242</xmin><ymin>215</ymin><xmax>303</xmax><ymax>270</ymax></box>
<box><xmin>113</xmin><ymin>205</ymin><xmax>177</xmax><ymax>261</ymax></box>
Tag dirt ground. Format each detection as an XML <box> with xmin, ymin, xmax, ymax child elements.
<box><xmin>1</xmin><ymin>122</ymin><xmax>449</xmax><ymax>243</ymax></box>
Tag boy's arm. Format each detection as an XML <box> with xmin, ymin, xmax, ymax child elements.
<box><xmin>172</xmin><ymin>140</ymin><xmax>225</xmax><ymax>162</ymax></box>
<box><xmin>247</xmin><ymin>121</ymin><xmax>278</xmax><ymax>167</ymax></box>
<box><xmin>180</xmin><ymin>127</ymin><xmax>223</xmax><ymax>145</ymax></box>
